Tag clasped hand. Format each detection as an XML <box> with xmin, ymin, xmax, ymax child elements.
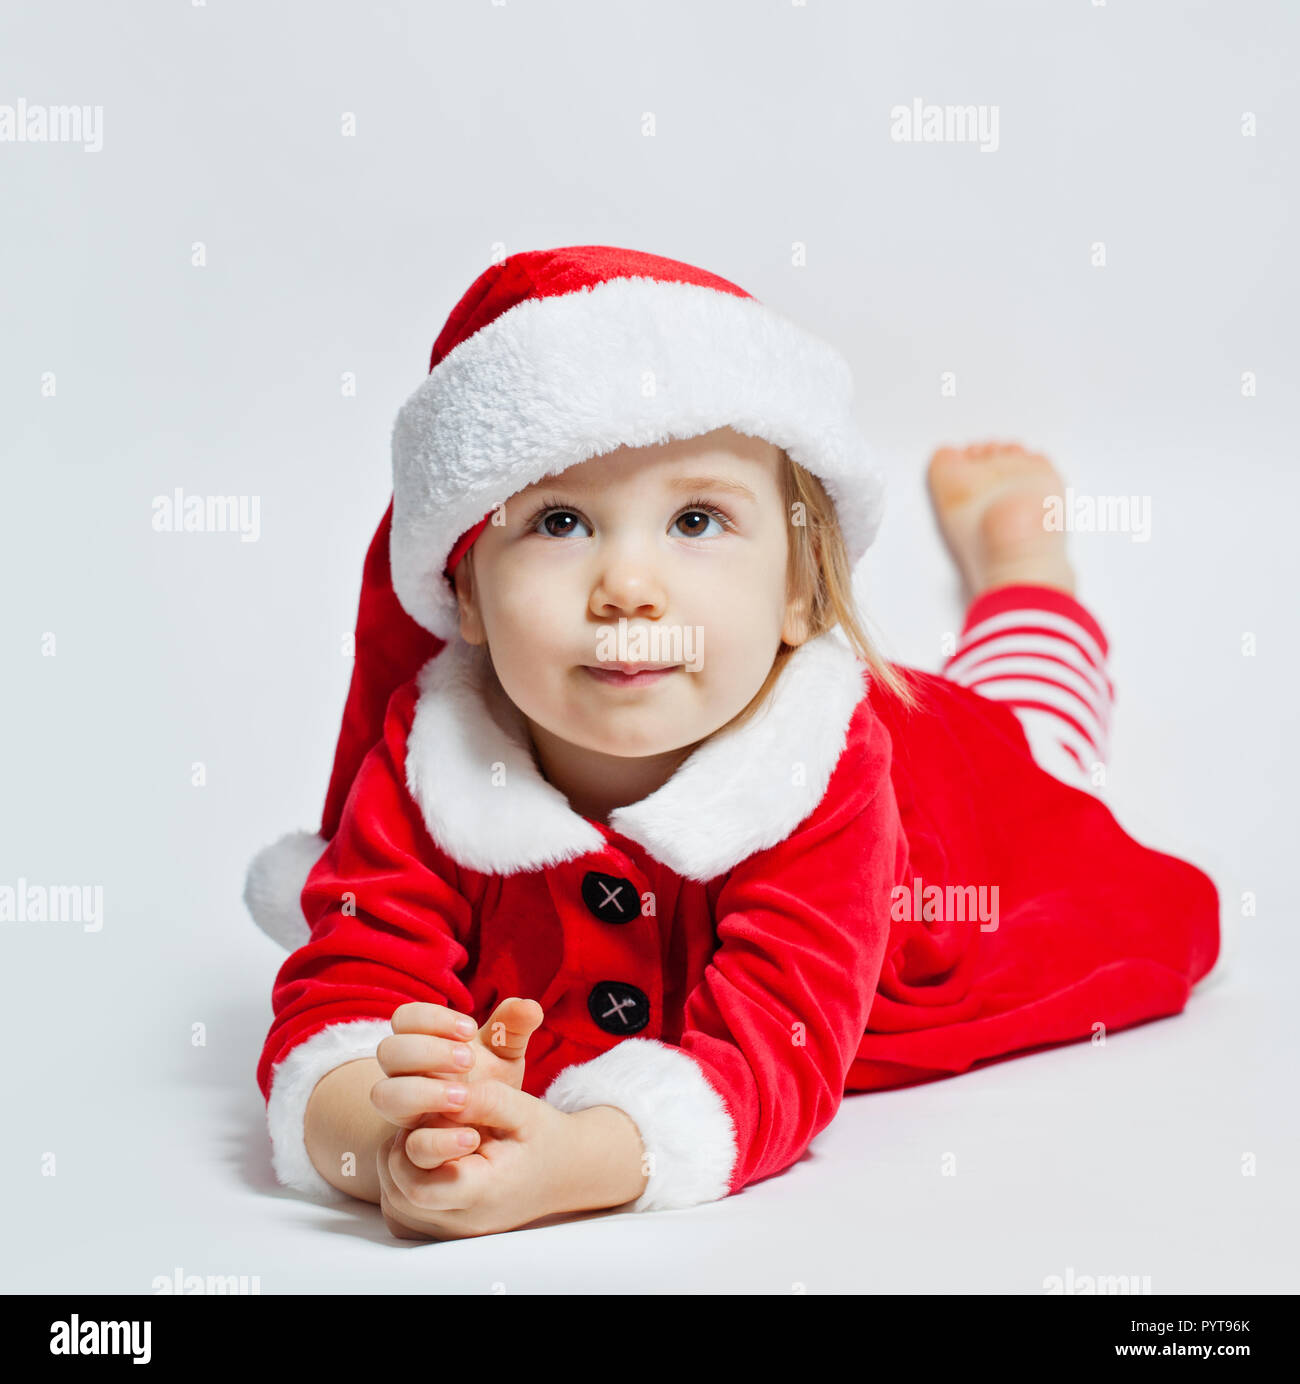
<box><xmin>370</xmin><ymin>998</ymin><xmax>577</xmax><ymax>1241</ymax></box>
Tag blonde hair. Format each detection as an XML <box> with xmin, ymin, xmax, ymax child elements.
<box><xmin>712</xmin><ymin>449</ymin><xmax>920</xmax><ymax>737</ymax></box>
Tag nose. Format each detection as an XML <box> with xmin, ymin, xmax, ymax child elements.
<box><xmin>588</xmin><ymin>540</ymin><xmax>668</xmax><ymax>621</ymax></box>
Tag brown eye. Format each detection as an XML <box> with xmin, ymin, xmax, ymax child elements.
<box><xmin>530</xmin><ymin>507</ymin><xmax>591</xmax><ymax>538</ymax></box>
<box><xmin>672</xmin><ymin>502</ymin><xmax>730</xmax><ymax>538</ymax></box>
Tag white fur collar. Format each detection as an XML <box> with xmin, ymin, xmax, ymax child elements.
<box><xmin>403</xmin><ymin>630</ymin><xmax>868</xmax><ymax>881</ymax></box>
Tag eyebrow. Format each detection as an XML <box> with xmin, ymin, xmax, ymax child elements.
<box><xmin>663</xmin><ymin>475</ymin><xmax>758</xmax><ymax>502</ymax></box>
<box><xmin>524</xmin><ymin>472</ymin><xmax>759</xmax><ymax>505</ymax></box>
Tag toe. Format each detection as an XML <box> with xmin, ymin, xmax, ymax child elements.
<box><xmin>926</xmin><ymin>446</ymin><xmax>968</xmax><ymax>495</ymax></box>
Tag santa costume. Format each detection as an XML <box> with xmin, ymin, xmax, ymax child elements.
<box><xmin>245</xmin><ymin>245</ymin><xmax>1220</xmax><ymax>1213</ymax></box>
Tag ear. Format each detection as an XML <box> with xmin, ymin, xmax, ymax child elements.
<box><xmin>453</xmin><ymin>554</ymin><xmax>488</xmax><ymax>646</ymax></box>
<box><xmin>781</xmin><ymin>515</ymin><xmax>824</xmax><ymax>648</ymax></box>
<box><xmin>781</xmin><ymin>595</ymin><xmax>812</xmax><ymax>648</ymax></box>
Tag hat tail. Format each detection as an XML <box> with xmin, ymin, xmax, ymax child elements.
<box><xmin>320</xmin><ymin>499</ymin><xmax>444</xmax><ymax>840</ymax></box>
<box><xmin>243</xmin><ymin>830</ymin><xmax>329</xmax><ymax>951</ymax></box>
<box><xmin>243</xmin><ymin>499</ymin><xmax>445</xmax><ymax>950</ymax></box>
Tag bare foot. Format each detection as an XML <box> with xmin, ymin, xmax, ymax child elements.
<box><xmin>926</xmin><ymin>440</ymin><xmax>1076</xmax><ymax>599</ymax></box>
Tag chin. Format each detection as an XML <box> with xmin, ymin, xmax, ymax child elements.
<box><xmin>574</xmin><ymin>714</ymin><xmax>684</xmax><ymax>758</ymax></box>
<box><xmin>586</xmin><ymin>728</ymin><xmax>671</xmax><ymax>759</ymax></box>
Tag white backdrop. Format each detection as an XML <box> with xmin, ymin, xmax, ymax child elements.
<box><xmin>1</xmin><ymin>0</ymin><xmax>1295</xmax><ymax>1294</ymax></box>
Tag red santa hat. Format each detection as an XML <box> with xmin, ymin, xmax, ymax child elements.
<box><xmin>244</xmin><ymin>244</ymin><xmax>888</xmax><ymax>949</ymax></box>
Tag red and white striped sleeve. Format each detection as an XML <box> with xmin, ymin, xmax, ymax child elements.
<box><xmin>940</xmin><ymin>582</ymin><xmax>1114</xmax><ymax>793</ymax></box>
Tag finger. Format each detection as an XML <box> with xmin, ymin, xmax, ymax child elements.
<box><xmin>380</xmin><ymin>1194</ymin><xmax>415</xmax><ymax>1240</ymax></box>
<box><xmin>403</xmin><ymin>1122</ymin><xmax>481</xmax><ymax>1170</ymax></box>
<box><xmin>376</xmin><ymin>1146</ymin><xmax>433</xmax><ymax>1239</ymax></box>
<box><xmin>376</xmin><ymin>1032</ymin><xmax>476</xmax><ymax>1078</ymax></box>
<box><xmin>390</xmin><ymin>1001</ymin><xmax>479</xmax><ymax>1041</ymax></box>
<box><xmin>394</xmin><ymin>1103</ymin><xmax>481</xmax><ymax>1165</ymax></box>
<box><xmin>370</xmin><ymin>1074</ymin><xmax>471</xmax><ymax>1127</ymax></box>
<box><xmin>389</xmin><ymin>1128</ymin><xmax>475</xmax><ymax>1213</ymax></box>
<box><xmin>479</xmin><ymin>997</ymin><xmax>545</xmax><ymax>1061</ymax></box>
<box><xmin>375</xmin><ymin>1142</ymin><xmax>406</xmax><ymax>1218</ymax></box>
<box><xmin>436</xmin><ymin>1076</ymin><xmax>532</xmax><ymax>1136</ymax></box>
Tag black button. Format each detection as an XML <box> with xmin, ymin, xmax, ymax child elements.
<box><xmin>581</xmin><ymin>870</ymin><xmax>638</xmax><ymax>924</ymax></box>
<box><xmin>588</xmin><ymin>981</ymin><xmax>650</xmax><ymax>1035</ymax></box>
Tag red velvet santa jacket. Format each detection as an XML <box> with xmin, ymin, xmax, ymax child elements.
<box><xmin>256</xmin><ymin>630</ymin><xmax>1219</xmax><ymax>1213</ymax></box>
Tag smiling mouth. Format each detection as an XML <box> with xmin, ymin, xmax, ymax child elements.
<box><xmin>582</xmin><ymin>664</ymin><xmax>681</xmax><ymax>687</ymax></box>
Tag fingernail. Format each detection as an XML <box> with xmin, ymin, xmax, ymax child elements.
<box><xmin>455</xmin><ymin>1017</ymin><xmax>476</xmax><ymax>1037</ymax></box>
<box><xmin>457</xmin><ymin>1130</ymin><xmax>477</xmax><ymax>1148</ymax></box>
<box><xmin>446</xmin><ymin>1085</ymin><xmax>468</xmax><ymax>1105</ymax></box>
<box><xmin>453</xmin><ymin>1044</ymin><xmax>473</xmax><ymax>1067</ymax></box>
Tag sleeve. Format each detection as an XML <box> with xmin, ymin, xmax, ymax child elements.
<box><xmin>542</xmin><ymin>704</ymin><xmax>906</xmax><ymax>1212</ymax></box>
<box><xmin>256</xmin><ymin>681</ymin><xmax>478</xmax><ymax>1203</ymax></box>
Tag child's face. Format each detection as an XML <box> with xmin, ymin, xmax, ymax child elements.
<box><xmin>452</xmin><ymin>426</ymin><xmax>808</xmax><ymax>760</ymax></box>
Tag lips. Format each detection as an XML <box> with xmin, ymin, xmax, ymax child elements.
<box><xmin>583</xmin><ymin>663</ymin><xmax>680</xmax><ymax>687</ymax></box>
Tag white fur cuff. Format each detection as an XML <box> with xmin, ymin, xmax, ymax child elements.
<box><xmin>264</xmin><ymin>1018</ymin><xmax>396</xmax><ymax>1203</ymax></box>
<box><xmin>543</xmin><ymin>1038</ymin><xmax>738</xmax><ymax>1212</ymax></box>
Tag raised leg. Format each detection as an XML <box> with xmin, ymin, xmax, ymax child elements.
<box><xmin>926</xmin><ymin>441</ymin><xmax>1112</xmax><ymax>794</ymax></box>
<box><xmin>942</xmin><ymin>582</ymin><xmax>1113</xmax><ymax>794</ymax></box>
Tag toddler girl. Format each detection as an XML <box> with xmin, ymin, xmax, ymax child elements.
<box><xmin>245</xmin><ymin>245</ymin><xmax>1219</xmax><ymax>1241</ymax></box>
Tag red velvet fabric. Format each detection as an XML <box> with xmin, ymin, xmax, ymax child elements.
<box><xmin>267</xmin><ymin>650</ymin><xmax>1218</xmax><ymax>1199</ymax></box>
<box><xmin>425</xmin><ymin>245</ymin><xmax>752</xmax><ymax>380</ymax></box>
<box><xmin>318</xmin><ymin>503</ymin><xmax>441</xmax><ymax>841</ymax></box>
<box><xmin>848</xmin><ymin>668</ymin><xmax>1216</xmax><ymax>1092</ymax></box>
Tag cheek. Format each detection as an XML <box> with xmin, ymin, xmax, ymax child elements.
<box><xmin>481</xmin><ymin>583</ymin><xmax>569</xmax><ymax>667</ymax></box>
<box><xmin>492</xmin><ymin>546</ymin><xmax>573</xmax><ymax>614</ymax></box>
<box><xmin>714</xmin><ymin>533</ymin><xmax>789</xmax><ymax>597</ymax></box>
<box><xmin>694</xmin><ymin>561</ymin><xmax>789</xmax><ymax>635</ymax></box>
<box><xmin>692</xmin><ymin>612</ymin><xmax>783</xmax><ymax>691</ymax></box>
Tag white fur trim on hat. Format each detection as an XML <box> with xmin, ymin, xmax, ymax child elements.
<box><xmin>243</xmin><ymin>829</ymin><xmax>328</xmax><ymax>951</ymax></box>
<box><xmin>390</xmin><ymin>275</ymin><xmax>886</xmax><ymax>639</ymax></box>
